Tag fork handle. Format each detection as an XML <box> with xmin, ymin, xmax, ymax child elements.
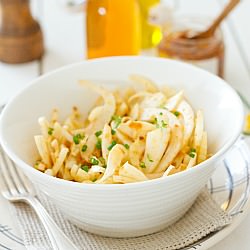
<box><xmin>25</xmin><ymin>197</ymin><xmax>79</xmax><ymax>250</ymax></box>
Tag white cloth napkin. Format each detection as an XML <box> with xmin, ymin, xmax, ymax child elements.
<box><xmin>11</xmin><ymin>188</ymin><xmax>232</xmax><ymax>250</ymax></box>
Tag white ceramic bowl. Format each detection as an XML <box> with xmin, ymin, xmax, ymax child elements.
<box><xmin>0</xmin><ymin>57</ymin><xmax>244</xmax><ymax>237</ymax></box>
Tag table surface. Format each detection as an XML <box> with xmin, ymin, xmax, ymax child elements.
<box><xmin>1</xmin><ymin>0</ymin><xmax>250</xmax><ymax>249</ymax></box>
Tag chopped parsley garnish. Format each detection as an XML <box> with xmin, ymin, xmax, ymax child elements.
<box><xmin>81</xmin><ymin>165</ymin><xmax>89</xmax><ymax>172</ymax></box>
<box><xmin>90</xmin><ymin>157</ymin><xmax>99</xmax><ymax>165</ymax></box>
<box><xmin>111</xmin><ymin>129</ymin><xmax>116</xmax><ymax>135</ymax></box>
<box><xmin>189</xmin><ymin>153</ymin><xmax>195</xmax><ymax>158</ymax></box>
<box><xmin>112</xmin><ymin>115</ymin><xmax>122</xmax><ymax>128</ymax></box>
<box><xmin>155</xmin><ymin>118</ymin><xmax>160</xmax><ymax>128</ymax></box>
<box><xmin>48</xmin><ymin>127</ymin><xmax>54</xmax><ymax>135</ymax></box>
<box><xmin>98</xmin><ymin>157</ymin><xmax>106</xmax><ymax>166</ymax></box>
<box><xmin>154</xmin><ymin>117</ymin><xmax>167</xmax><ymax>128</ymax></box>
<box><xmin>147</xmin><ymin>154</ymin><xmax>154</xmax><ymax>162</ymax></box>
<box><xmin>73</xmin><ymin>133</ymin><xmax>84</xmax><ymax>144</ymax></box>
<box><xmin>173</xmin><ymin>111</ymin><xmax>180</xmax><ymax>117</ymax></box>
<box><xmin>189</xmin><ymin>148</ymin><xmax>196</xmax><ymax>158</ymax></box>
<box><xmin>81</xmin><ymin>144</ymin><xmax>88</xmax><ymax>152</ymax></box>
<box><xmin>159</xmin><ymin>112</ymin><xmax>163</xmax><ymax>116</ymax></box>
<box><xmin>34</xmin><ymin>160</ymin><xmax>40</xmax><ymax>166</ymax></box>
<box><xmin>95</xmin><ymin>139</ymin><xmax>102</xmax><ymax>150</ymax></box>
<box><xmin>140</xmin><ymin>162</ymin><xmax>146</xmax><ymax>168</ymax></box>
<box><xmin>95</xmin><ymin>130</ymin><xmax>102</xmax><ymax>137</ymax></box>
<box><xmin>108</xmin><ymin>140</ymin><xmax>117</xmax><ymax>151</ymax></box>
<box><xmin>161</xmin><ymin>120</ymin><xmax>167</xmax><ymax>128</ymax></box>
<box><xmin>124</xmin><ymin>144</ymin><xmax>130</xmax><ymax>149</ymax></box>
<box><xmin>92</xmin><ymin>178</ymin><xmax>97</xmax><ymax>182</ymax></box>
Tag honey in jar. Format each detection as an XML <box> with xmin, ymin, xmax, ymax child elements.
<box><xmin>158</xmin><ymin>15</ymin><xmax>225</xmax><ymax>78</ymax></box>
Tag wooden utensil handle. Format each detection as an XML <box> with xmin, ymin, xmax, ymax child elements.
<box><xmin>204</xmin><ymin>0</ymin><xmax>240</xmax><ymax>37</ymax></box>
<box><xmin>211</xmin><ymin>0</ymin><xmax>240</xmax><ymax>30</ymax></box>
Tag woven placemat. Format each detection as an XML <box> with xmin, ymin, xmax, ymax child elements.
<box><xmin>11</xmin><ymin>188</ymin><xmax>232</xmax><ymax>250</ymax></box>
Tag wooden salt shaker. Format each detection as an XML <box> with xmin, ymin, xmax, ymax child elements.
<box><xmin>0</xmin><ymin>0</ymin><xmax>44</xmax><ymax>64</ymax></box>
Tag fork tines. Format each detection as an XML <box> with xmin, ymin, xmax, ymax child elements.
<box><xmin>0</xmin><ymin>147</ymin><xmax>35</xmax><ymax>198</ymax></box>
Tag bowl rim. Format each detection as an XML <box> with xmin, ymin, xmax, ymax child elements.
<box><xmin>0</xmin><ymin>56</ymin><xmax>244</xmax><ymax>190</ymax></box>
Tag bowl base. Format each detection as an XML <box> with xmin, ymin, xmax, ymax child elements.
<box><xmin>64</xmin><ymin>213</ymin><xmax>185</xmax><ymax>238</ymax></box>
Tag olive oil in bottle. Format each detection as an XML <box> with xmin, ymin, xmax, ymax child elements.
<box><xmin>137</xmin><ymin>0</ymin><xmax>162</xmax><ymax>49</ymax></box>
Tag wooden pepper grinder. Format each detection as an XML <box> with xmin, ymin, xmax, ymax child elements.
<box><xmin>0</xmin><ymin>0</ymin><xmax>44</xmax><ymax>64</ymax></box>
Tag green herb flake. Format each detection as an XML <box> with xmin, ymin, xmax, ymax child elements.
<box><xmin>189</xmin><ymin>148</ymin><xmax>196</xmax><ymax>158</ymax></box>
<box><xmin>161</xmin><ymin>120</ymin><xmax>167</xmax><ymax>128</ymax></box>
<box><xmin>111</xmin><ymin>129</ymin><xmax>116</xmax><ymax>135</ymax></box>
<box><xmin>92</xmin><ymin>178</ymin><xmax>97</xmax><ymax>182</ymax></box>
<box><xmin>153</xmin><ymin>117</ymin><xmax>158</xmax><ymax>124</ymax></box>
<box><xmin>98</xmin><ymin>157</ymin><xmax>106</xmax><ymax>166</ymax></box>
<box><xmin>48</xmin><ymin>127</ymin><xmax>54</xmax><ymax>135</ymax></box>
<box><xmin>90</xmin><ymin>157</ymin><xmax>99</xmax><ymax>165</ymax></box>
<box><xmin>154</xmin><ymin>117</ymin><xmax>167</xmax><ymax>128</ymax></box>
<box><xmin>173</xmin><ymin>111</ymin><xmax>180</xmax><ymax>117</ymax></box>
<box><xmin>159</xmin><ymin>112</ymin><xmax>163</xmax><ymax>116</ymax></box>
<box><xmin>81</xmin><ymin>144</ymin><xmax>88</xmax><ymax>152</ymax></box>
<box><xmin>95</xmin><ymin>130</ymin><xmax>102</xmax><ymax>137</ymax></box>
<box><xmin>34</xmin><ymin>160</ymin><xmax>40</xmax><ymax>167</ymax></box>
<box><xmin>108</xmin><ymin>140</ymin><xmax>117</xmax><ymax>151</ymax></box>
<box><xmin>73</xmin><ymin>133</ymin><xmax>84</xmax><ymax>144</ymax></box>
<box><xmin>95</xmin><ymin>139</ymin><xmax>102</xmax><ymax>150</ymax></box>
<box><xmin>124</xmin><ymin>144</ymin><xmax>130</xmax><ymax>149</ymax></box>
<box><xmin>147</xmin><ymin>154</ymin><xmax>154</xmax><ymax>162</ymax></box>
<box><xmin>189</xmin><ymin>153</ymin><xmax>195</xmax><ymax>158</ymax></box>
<box><xmin>81</xmin><ymin>165</ymin><xmax>89</xmax><ymax>172</ymax></box>
<box><xmin>112</xmin><ymin>115</ymin><xmax>122</xmax><ymax>128</ymax></box>
<box><xmin>140</xmin><ymin>162</ymin><xmax>146</xmax><ymax>168</ymax></box>
<box><xmin>153</xmin><ymin>117</ymin><xmax>160</xmax><ymax>128</ymax></box>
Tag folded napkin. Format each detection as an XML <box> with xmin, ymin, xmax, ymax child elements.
<box><xmin>11</xmin><ymin>188</ymin><xmax>232</xmax><ymax>250</ymax></box>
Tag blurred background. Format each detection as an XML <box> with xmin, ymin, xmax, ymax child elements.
<box><xmin>0</xmin><ymin>0</ymin><xmax>250</xmax><ymax>117</ymax></box>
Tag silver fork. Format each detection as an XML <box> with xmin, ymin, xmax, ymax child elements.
<box><xmin>0</xmin><ymin>148</ymin><xmax>79</xmax><ymax>250</ymax></box>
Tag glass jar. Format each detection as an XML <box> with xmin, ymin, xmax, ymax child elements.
<box><xmin>158</xmin><ymin>15</ymin><xmax>225</xmax><ymax>78</ymax></box>
<box><xmin>86</xmin><ymin>0</ymin><xmax>141</xmax><ymax>59</ymax></box>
